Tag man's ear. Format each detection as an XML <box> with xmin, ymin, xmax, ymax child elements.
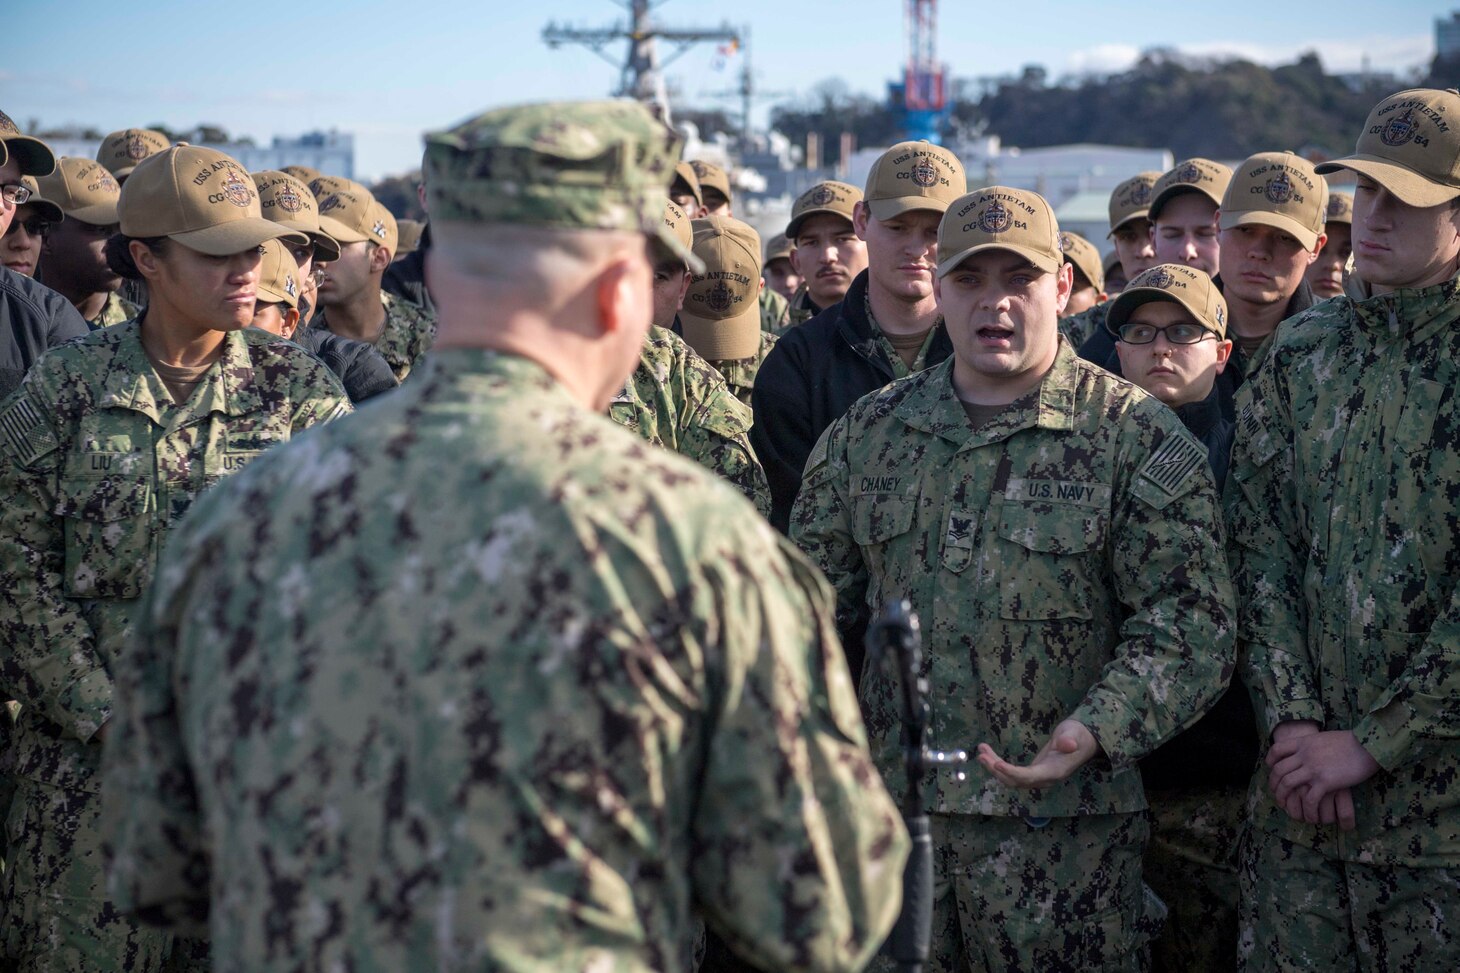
<box><xmin>370</xmin><ymin>244</ymin><xmax>393</xmax><ymax>273</ymax></box>
<box><xmin>280</xmin><ymin>306</ymin><xmax>302</xmax><ymax>340</ymax></box>
<box><xmin>852</xmin><ymin>201</ymin><xmax>870</xmax><ymax>241</ymax></box>
<box><xmin>595</xmin><ymin>255</ymin><xmax>642</xmax><ymax>337</ymax></box>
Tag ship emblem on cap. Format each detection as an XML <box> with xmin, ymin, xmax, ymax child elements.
<box><xmin>810</xmin><ymin>185</ymin><xmax>837</xmax><ymax>206</ymax></box>
<box><xmin>1177</xmin><ymin>163</ymin><xmax>1202</xmax><ymax>184</ymax></box>
<box><xmin>284</xmin><ymin>274</ymin><xmax>297</xmax><ymax>299</ymax></box>
<box><xmin>97</xmin><ymin>173</ymin><xmax>118</xmax><ymax>194</ymax></box>
<box><xmin>371</xmin><ymin>220</ymin><xmax>387</xmax><ymax>239</ymax></box>
<box><xmin>911</xmin><ymin>158</ymin><xmax>939</xmax><ymax>188</ymax></box>
<box><xmin>1264</xmin><ymin>171</ymin><xmax>1294</xmax><ymax>205</ymax></box>
<box><xmin>1381</xmin><ymin>108</ymin><xmax>1419</xmax><ymax>148</ymax></box>
<box><xmin>309</xmin><ymin>179</ymin><xmax>328</xmax><ymax>196</ymax></box>
<box><xmin>706</xmin><ymin>280</ymin><xmax>734</xmax><ymax>312</ymax></box>
<box><xmin>1058</xmin><ymin>232</ymin><xmax>1072</xmax><ymax>251</ymax></box>
<box><xmin>1327</xmin><ymin>195</ymin><xmax>1346</xmax><ymax>217</ymax></box>
<box><xmin>275</xmin><ymin>184</ymin><xmax>304</xmax><ymax>213</ymax></box>
<box><xmin>221</xmin><ymin>169</ymin><xmax>253</xmax><ymax>208</ymax></box>
<box><xmin>319</xmin><ymin>194</ymin><xmax>343</xmax><ymax>214</ymax></box>
<box><xmin>1130</xmin><ymin>182</ymin><xmax>1152</xmax><ymax>206</ymax></box>
<box><xmin>1144</xmin><ymin>267</ymin><xmax>1176</xmax><ymax>288</ymax></box>
<box><xmin>979</xmin><ymin>200</ymin><xmax>1011</xmax><ymax>234</ymax></box>
<box><xmin>1215</xmin><ymin>304</ymin><xmax>1225</xmax><ymax>328</ymax></box>
<box><xmin>126</xmin><ymin>134</ymin><xmax>148</xmax><ymax>161</ymax></box>
<box><xmin>0</xmin><ymin>111</ymin><xmax>18</xmax><ymax>136</ymax></box>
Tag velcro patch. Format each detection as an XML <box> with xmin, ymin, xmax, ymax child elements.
<box><xmin>1139</xmin><ymin>432</ymin><xmax>1207</xmax><ymax>497</ymax></box>
<box><xmin>0</xmin><ymin>393</ymin><xmax>58</xmax><ymax>466</ymax></box>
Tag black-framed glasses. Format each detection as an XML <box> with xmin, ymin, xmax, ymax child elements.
<box><xmin>0</xmin><ymin>183</ymin><xmax>32</xmax><ymax>206</ymax></box>
<box><xmin>1116</xmin><ymin>322</ymin><xmax>1217</xmax><ymax>345</ymax></box>
<box><xmin>4</xmin><ymin>217</ymin><xmax>50</xmax><ymax>239</ymax></box>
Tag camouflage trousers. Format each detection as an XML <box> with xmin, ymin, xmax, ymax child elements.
<box><xmin>869</xmin><ymin>811</ymin><xmax>1163</xmax><ymax>973</ymax></box>
<box><xmin>1144</xmin><ymin>783</ymin><xmax>1244</xmax><ymax>973</ymax></box>
<box><xmin>1</xmin><ymin>777</ymin><xmax>207</xmax><ymax>972</ymax></box>
<box><xmin>1238</xmin><ymin>826</ymin><xmax>1460</xmax><ymax>972</ymax></box>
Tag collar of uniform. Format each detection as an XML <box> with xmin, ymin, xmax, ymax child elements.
<box><xmin>893</xmin><ymin>339</ymin><xmax>1078</xmax><ymax>446</ymax></box>
<box><xmin>186</xmin><ymin>330</ymin><xmax>265</xmax><ymax>420</ymax></box>
<box><xmin>413</xmin><ymin>346</ymin><xmax>566</xmax><ymax>399</ymax></box>
<box><xmin>95</xmin><ymin>323</ymin><xmax>263</xmax><ymax>421</ymax></box>
<box><xmin>1351</xmin><ymin>272</ymin><xmax>1460</xmax><ymax>341</ymax></box>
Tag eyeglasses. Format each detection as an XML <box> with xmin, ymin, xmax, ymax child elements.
<box><xmin>3</xmin><ymin>217</ymin><xmax>50</xmax><ymax>239</ymax></box>
<box><xmin>1115</xmin><ymin>322</ymin><xmax>1217</xmax><ymax>345</ymax></box>
<box><xmin>310</xmin><ymin>266</ymin><xmax>326</xmax><ymax>286</ymax></box>
<box><xmin>82</xmin><ymin>222</ymin><xmax>120</xmax><ymax>237</ymax></box>
<box><xmin>0</xmin><ymin>183</ymin><xmax>33</xmax><ymax>206</ymax></box>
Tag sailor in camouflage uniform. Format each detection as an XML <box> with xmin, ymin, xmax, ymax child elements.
<box><xmin>34</xmin><ymin>157</ymin><xmax>138</xmax><ymax>329</ymax></box>
<box><xmin>100</xmin><ymin>100</ymin><xmax>907</xmax><ymax>973</ymax></box>
<box><xmin>1229</xmin><ymin>87</ymin><xmax>1460</xmax><ymax>973</ymax></box>
<box><xmin>793</xmin><ymin>186</ymin><xmax>1236</xmax><ymax>972</ymax></box>
<box><xmin>309</xmin><ymin>183</ymin><xmax>437</xmax><ymax>381</ymax></box>
<box><xmin>0</xmin><ymin>144</ymin><xmax>349</xmax><ymax>971</ymax></box>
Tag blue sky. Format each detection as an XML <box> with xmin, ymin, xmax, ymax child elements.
<box><xmin>4</xmin><ymin>1</ymin><xmax>1446</xmax><ymax>180</ymax></box>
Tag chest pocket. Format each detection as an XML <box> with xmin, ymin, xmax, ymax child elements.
<box><xmin>55</xmin><ymin>473</ymin><xmax>153</xmax><ymax>600</ymax></box>
<box><xmin>997</xmin><ymin>502</ymin><xmax>1105</xmax><ymax>621</ymax></box>
<box><xmin>851</xmin><ymin>494</ymin><xmax>919</xmax><ymax>610</ymax></box>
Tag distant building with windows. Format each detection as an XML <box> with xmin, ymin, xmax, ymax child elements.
<box><xmin>206</xmin><ymin>131</ymin><xmax>355</xmax><ymax>178</ymax></box>
<box><xmin>1439</xmin><ymin>11</ymin><xmax>1460</xmax><ymax>60</ymax></box>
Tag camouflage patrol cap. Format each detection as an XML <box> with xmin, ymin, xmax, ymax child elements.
<box><xmin>689</xmin><ymin>159</ymin><xmax>732</xmax><ymax>204</ymax></box>
<box><xmin>0</xmin><ymin>111</ymin><xmax>56</xmax><ymax>178</ymax></box>
<box><xmin>765</xmin><ymin>232</ymin><xmax>793</xmax><ymax>264</ymax></box>
<box><xmin>865</xmin><ymin>141</ymin><xmax>967</xmax><ymax>219</ymax></box>
<box><xmin>682</xmin><ymin>216</ymin><xmax>763</xmax><ymax>362</ymax></box>
<box><xmin>786</xmin><ymin>180</ymin><xmax>862</xmax><ymax>239</ymax></box>
<box><xmin>1107</xmin><ymin>264</ymin><xmax>1229</xmax><ymax>339</ymax></box>
<box><xmin>1220</xmin><ymin>151</ymin><xmax>1328</xmax><ymax>251</ymax></box>
<box><xmin>19</xmin><ymin>177</ymin><xmax>64</xmax><ymax>224</ymax></box>
<box><xmin>1108</xmin><ymin>171</ymin><xmax>1161</xmax><ymax>236</ymax></box>
<box><xmin>423</xmin><ymin>100</ymin><xmax>699</xmax><ymax>271</ymax></box>
<box><xmin>35</xmin><ymin>157</ymin><xmax>120</xmax><ymax>225</ymax></box>
<box><xmin>280</xmin><ymin>164</ymin><xmax>322</xmax><ymax>183</ymax></box>
<box><xmin>672</xmin><ymin>162</ymin><xmax>703</xmax><ymax>209</ymax></box>
<box><xmin>1316</xmin><ymin>88</ymin><xmax>1460</xmax><ymax>207</ymax></box>
<box><xmin>252</xmin><ymin>170</ymin><xmax>343</xmax><ymax>262</ymax></box>
<box><xmin>937</xmin><ymin>186</ymin><xmax>1062</xmax><ymax>278</ymax></box>
<box><xmin>662</xmin><ymin>199</ymin><xmax>694</xmax><ymax>266</ymax></box>
<box><xmin>1060</xmin><ymin>231</ymin><xmax>1105</xmax><ymax>291</ymax></box>
<box><xmin>1149</xmin><ymin>159</ymin><xmax>1233</xmax><ymax>221</ymax></box>
<box><xmin>255</xmin><ymin>239</ymin><xmax>301</xmax><ymax>309</ymax></box>
<box><xmin>1324</xmin><ymin>191</ymin><xmax>1354</xmax><ymax>225</ymax></box>
<box><xmin>119</xmin><ymin>145</ymin><xmax>307</xmax><ymax>255</ymax></box>
<box><xmin>96</xmin><ymin>129</ymin><xmax>170</xmax><ymax>179</ymax></box>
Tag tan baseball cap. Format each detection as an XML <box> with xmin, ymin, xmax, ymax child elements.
<box><xmin>672</xmin><ymin>162</ymin><xmax>703</xmax><ymax>209</ymax></box>
<box><xmin>937</xmin><ymin>186</ymin><xmax>1062</xmax><ymax>278</ymax></box>
<box><xmin>96</xmin><ymin>129</ymin><xmax>170</xmax><ymax>179</ymax></box>
<box><xmin>396</xmin><ymin>218</ymin><xmax>425</xmax><ymax>256</ymax></box>
<box><xmin>251</xmin><ymin>170</ymin><xmax>343</xmax><ymax>262</ymax></box>
<box><xmin>255</xmin><ymin>239</ymin><xmax>301</xmax><ymax>309</ymax></box>
<box><xmin>1060</xmin><ymin>231</ymin><xmax>1105</xmax><ymax>291</ymax></box>
<box><xmin>280</xmin><ymin>164</ymin><xmax>322</xmax><ymax>183</ymax></box>
<box><xmin>0</xmin><ymin>111</ymin><xmax>56</xmax><ymax>178</ymax></box>
<box><xmin>118</xmin><ymin>145</ymin><xmax>306</xmax><ymax>256</ymax></box>
<box><xmin>689</xmin><ymin>160</ymin><xmax>732</xmax><ymax>204</ymax></box>
<box><xmin>1219</xmin><ymin>152</ymin><xmax>1328</xmax><ymax>251</ymax></box>
<box><xmin>864</xmin><ymin>140</ymin><xmax>967</xmax><ymax>220</ymax></box>
<box><xmin>765</xmin><ymin>232</ymin><xmax>793</xmax><ymax>264</ymax></box>
<box><xmin>35</xmin><ymin>158</ymin><xmax>120</xmax><ymax>224</ymax></box>
<box><xmin>1324</xmin><ymin>191</ymin><xmax>1354</xmax><ymax>225</ymax></box>
<box><xmin>317</xmin><ymin>187</ymin><xmax>398</xmax><ymax>255</ymax></box>
<box><xmin>1108</xmin><ymin>171</ymin><xmax>1161</xmax><ymax>236</ymax></box>
<box><xmin>308</xmin><ymin>174</ymin><xmax>363</xmax><ymax>202</ymax></box>
<box><xmin>662</xmin><ymin>199</ymin><xmax>694</xmax><ymax>264</ymax></box>
<box><xmin>1107</xmin><ymin>263</ymin><xmax>1229</xmax><ymax>339</ymax></box>
<box><xmin>19</xmin><ymin>177</ymin><xmax>64</xmax><ymax>224</ymax></box>
<box><xmin>681</xmin><ymin>216</ymin><xmax>763</xmax><ymax>362</ymax></box>
<box><xmin>785</xmin><ymin>180</ymin><xmax>862</xmax><ymax>239</ymax></box>
<box><xmin>1149</xmin><ymin>159</ymin><xmax>1234</xmax><ymax>221</ymax></box>
<box><xmin>1315</xmin><ymin>88</ymin><xmax>1460</xmax><ymax>207</ymax></box>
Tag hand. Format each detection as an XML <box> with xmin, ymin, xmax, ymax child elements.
<box><xmin>976</xmin><ymin>719</ymin><xmax>1099</xmax><ymax>790</ymax></box>
<box><xmin>1266</xmin><ymin>729</ymin><xmax>1379</xmax><ymax>831</ymax></box>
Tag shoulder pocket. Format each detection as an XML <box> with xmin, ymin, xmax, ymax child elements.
<box><xmin>55</xmin><ymin>474</ymin><xmax>153</xmax><ymax>599</ymax></box>
<box><xmin>997</xmin><ymin>503</ymin><xmax>1104</xmax><ymax>620</ymax></box>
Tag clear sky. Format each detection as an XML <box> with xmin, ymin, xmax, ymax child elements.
<box><xmin>3</xmin><ymin>1</ymin><xmax>1446</xmax><ymax>180</ymax></box>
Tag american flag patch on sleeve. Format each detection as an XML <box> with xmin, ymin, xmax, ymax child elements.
<box><xmin>1138</xmin><ymin>432</ymin><xmax>1207</xmax><ymax>496</ymax></box>
<box><xmin>0</xmin><ymin>393</ymin><xmax>59</xmax><ymax>466</ymax></box>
